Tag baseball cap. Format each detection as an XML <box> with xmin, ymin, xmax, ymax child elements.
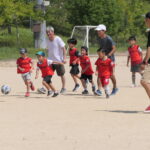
<box><xmin>20</xmin><ymin>48</ymin><xmax>27</xmax><ymax>54</ymax></box>
<box><xmin>95</xmin><ymin>24</ymin><xmax>107</xmax><ymax>31</ymax></box>
<box><xmin>36</xmin><ymin>51</ymin><xmax>45</xmax><ymax>57</ymax></box>
<box><xmin>67</xmin><ymin>38</ymin><xmax>77</xmax><ymax>45</ymax></box>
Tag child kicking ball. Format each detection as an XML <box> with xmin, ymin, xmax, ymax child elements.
<box><xmin>35</xmin><ymin>51</ymin><xmax>62</xmax><ymax>97</ymax></box>
<box><xmin>17</xmin><ymin>48</ymin><xmax>35</xmax><ymax>97</ymax></box>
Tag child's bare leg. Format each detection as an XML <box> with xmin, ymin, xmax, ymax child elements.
<box><xmin>90</xmin><ymin>80</ymin><xmax>96</xmax><ymax>93</ymax></box>
<box><xmin>71</xmin><ymin>74</ymin><xmax>79</xmax><ymax>85</ymax></box>
<box><xmin>97</xmin><ymin>77</ymin><xmax>102</xmax><ymax>90</ymax></box>
<box><xmin>42</xmin><ymin>81</ymin><xmax>51</xmax><ymax>90</ymax></box>
<box><xmin>75</xmin><ymin>74</ymin><xmax>80</xmax><ymax>79</ymax></box>
<box><xmin>24</xmin><ymin>80</ymin><xmax>30</xmax><ymax>93</ymax></box>
<box><xmin>49</xmin><ymin>83</ymin><xmax>56</xmax><ymax>92</ymax></box>
<box><xmin>81</xmin><ymin>79</ymin><xmax>87</xmax><ymax>89</ymax></box>
<box><xmin>104</xmin><ymin>85</ymin><xmax>110</xmax><ymax>98</ymax></box>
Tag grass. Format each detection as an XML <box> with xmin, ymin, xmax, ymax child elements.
<box><xmin>0</xmin><ymin>27</ymin><xmax>148</xmax><ymax>60</ymax></box>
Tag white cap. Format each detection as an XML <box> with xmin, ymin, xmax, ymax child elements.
<box><xmin>95</xmin><ymin>24</ymin><xmax>107</xmax><ymax>31</ymax></box>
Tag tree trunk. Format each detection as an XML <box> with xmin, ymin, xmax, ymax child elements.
<box><xmin>8</xmin><ymin>25</ymin><xmax>12</xmax><ymax>34</ymax></box>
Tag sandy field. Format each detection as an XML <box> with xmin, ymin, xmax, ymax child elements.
<box><xmin>0</xmin><ymin>56</ymin><xmax>150</xmax><ymax>150</ymax></box>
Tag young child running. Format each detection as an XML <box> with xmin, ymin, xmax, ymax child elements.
<box><xmin>95</xmin><ymin>49</ymin><xmax>115</xmax><ymax>98</ymax></box>
<box><xmin>78</xmin><ymin>46</ymin><xmax>96</xmax><ymax>95</ymax></box>
<box><xmin>35</xmin><ymin>51</ymin><xmax>62</xmax><ymax>97</ymax></box>
<box><xmin>17</xmin><ymin>48</ymin><xmax>35</xmax><ymax>97</ymax></box>
<box><xmin>127</xmin><ymin>36</ymin><xmax>143</xmax><ymax>87</ymax></box>
<box><xmin>67</xmin><ymin>38</ymin><xmax>80</xmax><ymax>91</ymax></box>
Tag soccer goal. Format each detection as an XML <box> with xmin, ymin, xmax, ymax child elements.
<box><xmin>69</xmin><ymin>25</ymin><xmax>99</xmax><ymax>55</ymax></box>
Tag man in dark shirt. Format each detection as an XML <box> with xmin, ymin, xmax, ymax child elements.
<box><xmin>95</xmin><ymin>24</ymin><xmax>118</xmax><ymax>95</ymax></box>
<box><xmin>141</xmin><ymin>12</ymin><xmax>150</xmax><ymax>113</ymax></box>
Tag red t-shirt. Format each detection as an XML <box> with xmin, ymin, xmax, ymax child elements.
<box><xmin>128</xmin><ymin>45</ymin><xmax>142</xmax><ymax>65</ymax></box>
<box><xmin>17</xmin><ymin>57</ymin><xmax>32</xmax><ymax>74</ymax></box>
<box><xmin>69</xmin><ymin>48</ymin><xmax>79</xmax><ymax>65</ymax></box>
<box><xmin>37</xmin><ymin>58</ymin><xmax>54</xmax><ymax>77</ymax></box>
<box><xmin>80</xmin><ymin>55</ymin><xmax>94</xmax><ymax>75</ymax></box>
<box><xmin>95</xmin><ymin>58</ymin><xmax>114</xmax><ymax>78</ymax></box>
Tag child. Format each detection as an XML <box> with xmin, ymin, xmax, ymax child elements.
<box><xmin>67</xmin><ymin>38</ymin><xmax>80</xmax><ymax>92</ymax></box>
<box><xmin>95</xmin><ymin>49</ymin><xmax>115</xmax><ymax>98</ymax></box>
<box><xmin>17</xmin><ymin>48</ymin><xmax>35</xmax><ymax>97</ymax></box>
<box><xmin>79</xmin><ymin>46</ymin><xmax>96</xmax><ymax>95</ymax></box>
<box><xmin>127</xmin><ymin>36</ymin><xmax>143</xmax><ymax>87</ymax></box>
<box><xmin>35</xmin><ymin>51</ymin><xmax>62</xmax><ymax>97</ymax></box>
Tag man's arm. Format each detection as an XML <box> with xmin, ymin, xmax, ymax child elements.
<box><xmin>108</xmin><ymin>45</ymin><xmax>116</xmax><ymax>57</ymax></box>
<box><xmin>144</xmin><ymin>47</ymin><xmax>150</xmax><ymax>64</ymax></box>
<box><xmin>62</xmin><ymin>47</ymin><xmax>67</xmax><ymax>64</ymax></box>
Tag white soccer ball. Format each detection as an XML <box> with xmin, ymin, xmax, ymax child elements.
<box><xmin>1</xmin><ymin>85</ymin><xmax>11</xmax><ymax>95</ymax></box>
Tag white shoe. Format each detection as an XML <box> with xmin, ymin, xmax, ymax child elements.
<box><xmin>131</xmin><ymin>84</ymin><xmax>137</xmax><ymax>88</ymax></box>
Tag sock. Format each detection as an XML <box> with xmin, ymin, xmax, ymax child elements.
<box><xmin>104</xmin><ymin>85</ymin><xmax>110</xmax><ymax>95</ymax></box>
<box><xmin>132</xmin><ymin>74</ymin><xmax>136</xmax><ymax>85</ymax></box>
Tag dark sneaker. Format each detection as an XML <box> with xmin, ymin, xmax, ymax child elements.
<box><xmin>111</xmin><ymin>88</ymin><xmax>119</xmax><ymax>95</ymax></box>
<box><xmin>52</xmin><ymin>92</ymin><xmax>59</xmax><ymax>97</ymax></box>
<box><xmin>144</xmin><ymin>105</ymin><xmax>150</xmax><ymax>113</ymax></box>
<box><xmin>82</xmin><ymin>90</ymin><xmax>89</xmax><ymax>95</ymax></box>
<box><xmin>60</xmin><ymin>88</ymin><xmax>66</xmax><ymax>94</ymax></box>
<box><xmin>72</xmin><ymin>84</ymin><xmax>80</xmax><ymax>92</ymax></box>
<box><xmin>47</xmin><ymin>90</ymin><xmax>53</xmax><ymax>96</ymax></box>
<box><xmin>95</xmin><ymin>90</ymin><xmax>102</xmax><ymax>96</ymax></box>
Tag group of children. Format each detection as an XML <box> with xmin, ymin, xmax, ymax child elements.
<box><xmin>16</xmin><ymin>35</ymin><xmax>143</xmax><ymax>98</ymax></box>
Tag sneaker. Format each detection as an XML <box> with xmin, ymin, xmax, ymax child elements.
<box><xmin>52</xmin><ymin>92</ymin><xmax>59</xmax><ymax>97</ymax></box>
<box><xmin>60</xmin><ymin>88</ymin><xmax>66</xmax><ymax>94</ymax></box>
<box><xmin>30</xmin><ymin>83</ymin><xmax>35</xmax><ymax>91</ymax></box>
<box><xmin>131</xmin><ymin>84</ymin><xmax>137</xmax><ymax>88</ymax></box>
<box><xmin>82</xmin><ymin>90</ymin><xmax>89</xmax><ymax>95</ymax></box>
<box><xmin>95</xmin><ymin>90</ymin><xmax>102</xmax><ymax>96</ymax></box>
<box><xmin>25</xmin><ymin>92</ymin><xmax>30</xmax><ymax>97</ymax></box>
<box><xmin>37</xmin><ymin>87</ymin><xmax>46</xmax><ymax>94</ymax></box>
<box><xmin>47</xmin><ymin>90</ymin><xmax>53</xmax><ymax>96</ymax></box>
<box><xmin>72</xmin><ymin>84</ymin><xmax>80</xmax><ymax>92</ymax></box>
<box><xmin>111</xmin><ymin>88</ymin><xmax>119</xmax><ymax>95</ymax></box>
<box><xmin>144</xmin><ymin>105</ymin><xmax>150</xmax><ymax>113</ymax></box>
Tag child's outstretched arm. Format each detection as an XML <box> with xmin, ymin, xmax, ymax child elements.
<box><xmin>81</xmin><ymin>64</ymin><xmax>90</xmax><ymax>74</ymax></box>
<box><xmin>127</xmin><ymin>56</ymin><xmax>130</xmax><ymax>67</ymax></box>
<box><xmin>35</xmin><ymin>68</ymin><xmax>40</xmax><ymax>79</ymax></box>
<box><xmin>30</xmin><ymin>60</ymin><xmax>34</xmax><ymax>73</ymax></box>
<box><xmin>95</xmin><ymin>66</ymin><xmax>98</xmax><ymax>76</ymax></box>
<box><xmin>17</xmin><ymin>64</ymin><xmax>25</xmax><ymax>72</ymax></box>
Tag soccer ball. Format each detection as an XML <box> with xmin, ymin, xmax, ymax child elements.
<box><xmin>1</xmin><ymin>85</ymin><xmax>11</xmax><ymax>95</ymax></box>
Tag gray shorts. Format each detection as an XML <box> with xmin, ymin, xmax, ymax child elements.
<box><xmin>21</xmin><ymin>72</ymin><xmax>31</xmax><ymax>81</ymax></box>
<box><xmin>52</xmin><ymin>64</ymin><xmax>65</xmax><ymax>76</ymax></box>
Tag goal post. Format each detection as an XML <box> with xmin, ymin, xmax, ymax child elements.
<box><xmin>69</xmin><ymin>25</ymin><xmax>98</xmax><ymax>55</ymax></box>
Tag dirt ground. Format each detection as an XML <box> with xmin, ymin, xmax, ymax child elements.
<box><xmin>0</xmin><ymin>56</ymin><xmax>150</xmax><ymax>150</ymax></box>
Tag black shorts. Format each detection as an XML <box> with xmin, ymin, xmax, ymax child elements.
<box><xmin>70</xmin><ymin>64</ymin><xmax>80</xmax><ymax>75</ymax></box>
<box><xmin>80</xmin><ymin>74</ymin><xmax>93</xmax><ymax>83</ymax></box>
<box><xmin>43</xmin><ymin>75</ymin><xmax>52</xmax><ymax>84</ymax></box>
<box><xmin>52</xmin><ymin>64</ymin><xmax>65</xmax><ymax>76</ymax></box>
<box><xmin>131</xmin><ymin>64</ymin><xmax>141</xmax><ymax>73</ymax></box>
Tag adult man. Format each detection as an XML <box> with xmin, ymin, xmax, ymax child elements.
<box><xmin>141</xmin><ymin>12</ymin><xmax>150</xmax><ymax>112</ymax></box>
<box><xmin>46</xmin><ymin>26</ymin><xmax>66</xmax><ymax>94</ymax></box>
<box><xmin>95</xmin><ymin>24</ymin><xmax>118</xmax><ymax>95</ymax></box>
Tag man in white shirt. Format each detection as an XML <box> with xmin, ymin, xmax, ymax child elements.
<box><xmin>46</xmin><ymin>26</ymin><xmax>67</xmax><ymax>93</ymax></box>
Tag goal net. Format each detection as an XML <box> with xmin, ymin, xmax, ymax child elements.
<box><xmin>69</xmin><ymin>26</ymin><xmax>99</xmax><ymax>55</ymax></box>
